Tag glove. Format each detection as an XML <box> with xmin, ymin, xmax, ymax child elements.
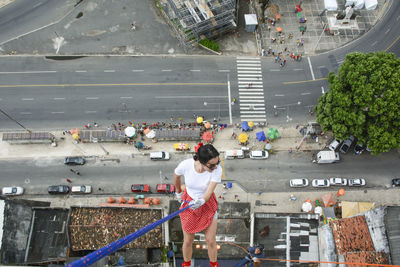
<box><xmin>176</xmin><ymin>191</ymin><xmax>183</xmax><ymax>203</ymax></box>
<box><xmin>189</xmin><ymin>198</ymin><xmax>205</xmax><ymax>210</ymax></box>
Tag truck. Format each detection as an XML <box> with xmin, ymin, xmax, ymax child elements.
<box><xmin>315</xmin><ymin>150</ymin><xmax>340</xmax><ymax>164</ymax></box>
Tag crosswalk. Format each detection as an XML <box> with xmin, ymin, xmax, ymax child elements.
<box><xmin>236</xmin><ymin>57</ymin><xmax>266</xmax><ymax>122</ymax></box>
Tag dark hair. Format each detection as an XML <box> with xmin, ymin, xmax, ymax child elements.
<box><xmin>194</xmin><ymin>144</ymin><xmax>219</xmax><ymax>164</ymax></box>
<box><xmin>256</xmin><ymin>244</ymin><xmax>264</xmax><ymax>251</ymax></box>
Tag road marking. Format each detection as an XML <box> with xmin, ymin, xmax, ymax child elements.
<box><xmin>190</xmin><ymin>69</ymin><xmax>201</xmax><ymax>72</ymax></box>
<box><xmin>162</xmin><ymin>69</ymin><xmax>172</xmax><ymax>72</ymax></box>
<box><xmin>85</xmin><ymin>111</ymin><xmax>97</xmax><ymax>113</ymax></box>
<box><xmin>132</xmin><ymin>70</ymin><xmax>144</xmax><ymax>72</ymax></box>
<box><xmin>385</xmin><ymin>28</ymin><xmax>391</xmax><ymax>35</ymax></box>
<box><xmin>237</xmin><ymin>67</ymin><xmax>262</xmax><ymax>70</ymax></box>
<box><xmin>22</xmin><ymin>98</ymin><xmax>34</xmax><ymax>101</ymax></box>
<box><xmin>86</xmin><ymin>97</ymin><xmax>99</xmax><ymax>100</ymax></box>
<box><xmin>239</xmin><ymin>99</ymin><xmax>265</xmax><ymax>103</ymax></box>
<box><xmin>239</xmin><ymin>96</ymin><xmax>264</xmax><ymax>99</ymax></box>
<box><xmin>104</xmin><ymin>70</ymin><xmax>115</xmax><ymax>72</ymax></box>
<box><xmin>237</xmin><ymin>70</ymin><xmax>262</xmax><ymax>74</ymax></box>
<box><xmin>20</xmin><ymin>112</ymin><xmax>32</xmax><ymax>115</ymax></box>
<box><xmin>275</xmin><ymin>94</ymin><xmax>285</xmax><ymax>97</ymax></box>
<box><xmin>371</xmin><ymin>41</ymin><xmax>378</xmax><ymax>46</ymax></box>
<box><xmin>385</xmin><ymin>34</ymin><xmax>400</xmax><ymax>52</ymax></box>
<box><xmin>120</xmin><ymin>96</ymin><xmax>133</xmax><ymax>99</ymax></box>
<box><xmin>53</xmin><ymin>97</ymin><xmax>65</xmax><ymax>100</ymax></box>
<box><xmin>301</xmin><ymin>92</ymin><xmax>311</xmax><ymax>95</ymax></box>
<box><xmin>239</xmin><ymin>89</ymin><xmax>264</xmax><ymax>92</ymax></box>
<box><xmin>0</xmin><ymin>82</ymin><xmax>226</xmax><ymax>88</ymax></box>
<box><xmin>237</xmin><ymin>74</ymin><xmax>263</xmax><ymax>77</ymax></box>
<box><xmin>321</xmin><ymin>86</ymin><xmax>325</xmax><ymax>94</ymax></box>
<box><xmin>218</xmin><ymin>70</ymin><xmax>230</xmax><ymax>72</ymax></box>
<box><xmin>239</xmin><ymin>103</ymin><xmax>265</xmax><ymax>106</ymax></box>
<box><xmin>240</xmin><ymin>118</ymin><xmax>267</xmax><ymax>122</ymax></box>
<box><xmin>237</xmin><ymin>64</ymin><xmax>261</xmax><ymax>67</ymax></box>
<box><xmin>240</xmin><ymin>111</ymin><xmax>266</xmax><ymax>114</ymax></box>
<box><xmin>293</xmin><ymin>69</ymin><xmax>303</xmax><ymax>71</ymax></box>
<box><xmin>237</xmin><ymin>60</ymin><xmax>261</xmax><ymax>63</ymax></box>
<box><xmin>240</xmin><ymin>114</ymin><xmax>266</xmax><ymax>118</ymax></box>
<box><xmin>239</xmin><ymin>92</ymin><xmax>264</xmax><ymax>95</ymax></box>
<box><xmin>51</xmin><ymin>111</ymin><xmax>65</xmax><ymax>114</ymax></box>
<box><xmin>307</xmin><ymin>57</ymin><xmax>315</xmax><ymax>80</ymax></box>
<box><xmin>0</xmin><ymin>71</ymin><xmax>57</xmax><ymax>74</ymax></box>
<box><xmin>236</xmin><ymin>56</ymin><xmax>260</xmax><ymax>60</ymax></box>
<box><xmin>75</xmin><ymin>70</ymin><xmax>87</xmax><ymax>73</ymax></box>
<box><xmin>337</xmin><ymin>59</ymin><xmax>345</xmax><ymax>64</ymax></box>
<box><xmin>270</xmin><ymin>69</ymin><xmax>280</xmax><ymax>72</ymax></box>
<box><xmin>237</xmin><ymin>77</ymin><xmax>262</xmax><ymax>81</ymax></box>
<box><xmin>283</xmin><ymin>77</ymin><xmax>327</xmax><ymax>84</ymax></box>
<box><xmin>155</xmin><ymin>95</ymin><xmax>226</xmax><ymax>99</ymax></box>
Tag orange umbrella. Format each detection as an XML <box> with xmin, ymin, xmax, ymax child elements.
<box><xmin>128</xmin><ymin>197</ymin><xmax>136</xmax><ymax>204</ymax></box>
<box><xmin>337</xmin><ymin>188</ymin><xmax>345</xmax><ymax>197</ymax></box>
<box><xmin>70</xmin><ymin>128</ymin><xmax>81</xmax><ymax>135</ymax></box>
<box><xmin>202</xmin><ymin>132</ymin><xmax>213</xmax><ymax>142</ymax></box>
<box><xmin>107</xmin><ymin>197</ymin><xmax>115</xmax><ymax>203</ymax></box>
<box><xmin>204</xmin><ymin>121</ymin><xmax>211</xmax><ymax>129</ymax></box>
<box><xmin>143</xmin><ymin>128</ymin><xmax>150</xmax><ymax>135</ymax></box>
<box><xmin>276</xmin><ymin>27</ymin><xmax>282</xmax><ymax>33</ymax></box>
<box><xmin>321</xmin><ymin>193</ymin><xmax>336</xmax><ymax>207</ymax></box>
<box><xmin>118</xmin><ymin>196</ymin><xmax>126</xmax><ymax>204</ymax></box>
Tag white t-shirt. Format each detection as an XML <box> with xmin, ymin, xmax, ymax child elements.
<box><xmin>175</xmin><ymin>158</ymin><xmax>222</xmax><ymax>199</ymax></box>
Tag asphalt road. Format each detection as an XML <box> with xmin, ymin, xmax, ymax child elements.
<box><xmin>0</xmin><ymin>150</ymin><xmax>398</xmax><ymax>195</ymax></box>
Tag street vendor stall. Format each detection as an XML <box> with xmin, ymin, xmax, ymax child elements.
<box><xmin>174</xmin><ymin>143</ymin><xmax>190</xmax><ymax>151</ymax></box>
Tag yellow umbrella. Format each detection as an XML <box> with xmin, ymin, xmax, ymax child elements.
<box><xmin>248</xmin><ymin>121</ymin><xmax>254</xmax><ymax>128</ymax></box>
<box><xmin>238</xmin><ymin>133</ymin><xmax>248</xmax><ymax>143</ymax></box>
<box><xmin>72</xmin><ymin>133</ymin><xmax>80</xmax><ymax>140</ymax></box>
<box><xmin>196</xmin><ymin>116</ymin><xmax>204</xmax><ymax>124</ymax></box>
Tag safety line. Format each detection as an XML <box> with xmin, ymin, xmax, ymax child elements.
<box><xmin>283</xmin><ymin>77</ymin><xmax>327</xmax><ymax>84</ymax></box>
<box><xmin>0</xmin><ymin>82</ymin><xmax>226</xmax><ymax>88</ymax></box>
<box><xmin>66</xmin><ymin>204</ymin><xmax>192</xmax><ymax>267</ymax></box>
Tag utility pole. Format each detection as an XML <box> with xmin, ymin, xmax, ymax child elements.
<box><xmin>0</xmin><ymin>107</ymin><xmax>32</xmax><ymax>133</ymax></box>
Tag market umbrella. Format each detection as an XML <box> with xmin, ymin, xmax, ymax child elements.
<box><xmin>264</xmin><ymin>143</ymin><xmax>272</xmax><ymax>150</ymax></box>
<box><xmin>204</xmin><ymin>121</ymin><xmax>211</xmax><ymax>129</ymax></box>
<box><xmin>143</xmin><ymin>128</ymin><xmax>150</xmax><ymax>135</ymax></box>
<box><xmin>72</xmin><ymin>133</ymin><xmax>80</xmax><ymax>140</ymax></box>
<box><xmin>276</xmin><ymin>27</ymin><xmax>282</xmax><ymax>33</ymax></box>
<box><xmin>70</xmin><ymin>128</ymin><xmax>81</xmax><ymax>135</ymax></box>
<box><xmin>146</xmin><ymin>130</ymin><xmax>156</xmax><ymax>139</ymax></box>
<box><xmin>241</xmin><ymin>121</ymin><xmax>250</xmax><ymax>131</ymax></box>
<box><xmin>135</xmin><ymin>141</ymin><xmax>144</xmax><ymax>149</ymax></box>
<box><xmin>267</xmin><ymin>128</ymin><xmax>279</xmax><ymax>139</ymax></box>
<box><xmin>256</xmin><ymin>131</ymin><xmax>266</xmax><ymax>142</ymax></box>
<box><xmin>321</xmin><ymin>193</ymin><xmax>336</xmax><ymax>207</ymax></box>
<box><xmin>337</xmin><ymin>188</ymin><xmax>345</xmax><ymax>197</ymax></box>
<box><xmin>196</xmin><ymin>116</ymin><xmax>204</xmax><ymax>124</ymax></box>
<box><xmin>124</xmin><ymin>127</ymin><xmax>136</xmax><ymax>137</ymax></box>
<box><xmin>202</xmin><ymin>132</ymin><xmax>213</xmax><ymax>142</ymax></box>
<box><xmin>238</xmin><ymin>133</ymin><xmax>248</xmax><ymax>143</ymax></box>
<box><xmin>302</xmin><ymin>202</ymin><xmax>312</xmax><ymax>212</ymax></box>
<box><xmin>248</xmin><ymin>121</ymin><xmax>254</xmax><ymax>128</ymax></box>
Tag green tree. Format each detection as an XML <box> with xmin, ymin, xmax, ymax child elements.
<box><xmin>315</xmin><ymin>52</ymin><xmax>400</xmax><ymax>154</ymax></box>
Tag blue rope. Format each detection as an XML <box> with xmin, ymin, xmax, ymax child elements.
<box><xmin>66</xmin><ymin>204</ymin><xmax>192</xmax><ymax>267</ymax></box>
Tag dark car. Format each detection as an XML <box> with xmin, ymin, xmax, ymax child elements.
<box><xmin>354</xmin><ymin>144</ymin><xmax>365</xmax><ymax>155</ymax></box>
<box><xmin>156</xmin><ymin>184</ymin><xmax>176</xmax><ymax>193</ymax></box>
<box><xmin>339</xmin><ymin>136</ymin><xmax>355</xmax><ymax>154</ymax></box>
<box><xmin>48</xmin><ymin>185</ymin><xmax>70</xmax><ymax>194</ymax></box>
<box><xmin>392</xmin><ymin>178</ymin><xmax>400</xmax><ymax>187</ymax></box>
<box><xmin>64</xmin><ymin>157</ymin><xmax>86</xmax><ymax>165</ymax></box>
<box><xmin>131</xmin><ymin>184</ymin><xmax>150</xmax><ymax>193</ymax></box>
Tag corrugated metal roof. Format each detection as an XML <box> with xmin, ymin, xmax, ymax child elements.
<box><xmin>385</xmin><ymin>206</ymin><xmax>400</xmax><ymax>265</ymax></box>
<box><xmin>2</xmin><ymin>132</ymin><xmax>53</xmax><ymax>141</ymax></box>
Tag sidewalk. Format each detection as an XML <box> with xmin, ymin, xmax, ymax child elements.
<box><xmin>0</xmin><ymin>123</ymin><xmax>328</xmax><ymax>159</ymax></box>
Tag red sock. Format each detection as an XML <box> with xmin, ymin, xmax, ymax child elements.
<box><xmin>210</xmin><ymin>261</ymin><xmax>219</xmax><ymax>267</ymax></box>
<box><xmin>182</xmin><ymin>260</ymin><xmax>191</xmax><ymax>266</ymax></box>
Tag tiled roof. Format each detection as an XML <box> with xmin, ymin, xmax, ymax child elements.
<box><xmin>345</xmin><ymin>251</ymin><xmax>389</xmax><ymax>266</ymax></box>
<box><xmin>330</xmin><ymin>215</ymin><xmax>374</xmax><ymax>254</ymax></box>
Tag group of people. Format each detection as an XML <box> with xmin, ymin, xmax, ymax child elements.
<box><xmin>173</xmin><ymin>143</ymin><xmax>265</xmax><ymax>267</ymax></box>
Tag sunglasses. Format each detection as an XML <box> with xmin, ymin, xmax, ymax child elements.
<box><xmin>203</xmin><ymin>159</ymin><xmax>220</xmax><ymax>169</ymax></box>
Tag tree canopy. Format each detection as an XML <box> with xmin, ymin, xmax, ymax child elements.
<box><xmin>315</xmin><ymin>52</ymin><xmax>400</xmax><ymax>154</ymax></box>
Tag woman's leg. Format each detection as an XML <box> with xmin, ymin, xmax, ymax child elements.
<box><xmin>182</xmin><ymin>230</ymin><xmax>195</xmax><ymax>262</ymax></box>
<box><xmin>204</xmin><ymin>219</ymin><xmax>218</xmax><ymax>262</ymax></box>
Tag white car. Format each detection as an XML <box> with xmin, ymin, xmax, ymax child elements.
<box><xmin>71</xmin><ymin>185</ymin><xmax>92</xmax><ymax>194</ymax></box>
<box><xmin>329</xmin><ymin>177</ymin><xmax>347</xmax><ymax>186</ymax></box>
<box><xmin>348</xmin><ymin>178</ymin><xmax>366</xmax><ymax>186</ymax></box>
<box><xmin>150</xmin><ymin>152</ymin><xmax>170</xmax><ymax>161</ymax></box>
<box><xmin>2</xmin><ymin>186</ymin><xmax>24</xmax><ymax>196</ymax></box>
<box><xmin>249</xmin><ymin>150</ymin><xmax>269</xmax><ymax>159</ymax></box>
<box><xmin>312</xmin><ymin>179</ymin><xmax>330</xmax><ymax>187</ymax></box>
<box><xmin>289</xmin><ymin>178</ymin><xmax>309</xmax><ymax>187</ymax></box>
<box><xmin>329</xmin><ymin>139</ymin><xmax>341</xmax><ymax>151</ymax></box>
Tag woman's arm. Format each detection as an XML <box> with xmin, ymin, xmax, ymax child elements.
<box><xmin>202</xmin><ymin>181</ymin><xmax>218</xmax><ymax>201</ymax></box>
<box><xmin>174</xmin><ymin>173</ymin><xmax>182</xmax><ymax>193</ymax></box>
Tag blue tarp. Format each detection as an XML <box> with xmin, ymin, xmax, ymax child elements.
<box><xmin>256</xmin><ymin>131</ymin><xmax>266</xmax><ymax>141</ymax></box>
<box><xmin>241</xmin><ymin>121</ymin><xmax>250</xmax><ymax>131</ymax></box>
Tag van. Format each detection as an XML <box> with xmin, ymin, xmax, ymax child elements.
<box><xmin>150</xmin><ymin>151</ymin><xmax>170</xmax><ymax>160</ymax></box>
<box><xmin>224</xmin><ymin>150</ymin><xmax>244</xmax><ymax>159</ymax></box>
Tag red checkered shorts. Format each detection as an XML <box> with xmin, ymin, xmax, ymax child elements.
<box><xmin>179</xmin><ymin>191</ymin><xmax>218</xmax><ymax>233</ymax></box>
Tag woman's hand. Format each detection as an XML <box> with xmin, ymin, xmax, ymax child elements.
<box><xmin>189</xmin><ymin>198</ymin><xmax>205</xmax><ymax>210</ymax></box>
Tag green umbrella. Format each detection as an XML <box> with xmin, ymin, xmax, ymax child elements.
<box><xmin>267</xmin><ymin>128</ymin><xmax>279</xmax><ymax>139</ymax></box>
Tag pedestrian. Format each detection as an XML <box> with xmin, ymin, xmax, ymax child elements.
<box><xmin>174</xmin><ymin>144</ymin><xmax>222</xmax><ymax>267</ymax></box>
<box><xmin>94</xmin><ymin>122</ymin><xmax>98</xmax><ymax>127</ymax></box>
<box><xmin>234</xmin><ymin>244</ymin><xmax>264</xmax><ymax>267</ymax></box>
<box><xmin>296</xmin><ymin>55</ymin><xmax>300</xmax><ymax>61</ymax></box>
<box><xmin>261</xmin><ymin>48</ymin><xmax>265</xmax><ymax>56</ymax></box>
<box><xmin>283</xmin><ymin>59</ymin><xmax>287</xmax><ymax>65</ymax></box>
<box><xmin>62</xmin><ymin>131</ymin><xmax>65</xmax><ymax>135</ymax></box>
<box><xmin>84</xmin><ymin>124</ymin><xmax>88</xmax><ymax>129</ymax></box>
<box><xmin>275</xmin><ymin>56</ymin><xmax>279</xmax><ymax>63</ymax></box>
<box><xmin>70</xmin><ymin>169</ymin><xmax>75</xmax><ymax>173</ymax></box>
<box><xmin>76</xmin><ymin>172</ymin><xmax>81</xmax><ymax>176</ymax></box>
<box><xmin>290</xmin><ymin>53</ymin><xmax>293</xmax><ymax>59</ymax></box>
<box><xmin>66</xmin><ymin>178</ymin><xmax>72</xmax><ymax>183</ymax></box>
<box><xmin>267</xmin><ymin>25</ymin><xmax>271</xmax><ymax>31</ymax></box>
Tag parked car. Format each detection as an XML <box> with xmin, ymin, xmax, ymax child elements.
<box><xmin>312</xmin><ymin>179</ymin><xmax>330</xmax><ymax>187</ymax></box>
<box><xmin>150</xmin><ymin>152</ymin><xmax>170</xmax><ymax>161</ymax></box>
<box><xmin>64</xmin><ymin>156</ymin><xmax>86</xmax><ymax>165</ymax></box>
<box><xmin>354</xmin><ymin>144</ymin><xmax>365</xmax><ymax>155</ymax></box>
<box><xmin>329</xmin><ymin>177</ymin><xmax>347</xmax><ymax>186</ymax></box>
<box><xmin>156</xmin><ymin>184</ymin><xmax>175</xmax><ymax>193</ymax></box>
<box><xmin>131</xmin><ymin>184</ymin><xmax>150</xmax><ymax>193</ymax></box>
<box><xmin>48</xmin><ymin>185</ymin><xmax>70</xmax><ymax>194</ymax></box>
<box><xmin>391</xmin><ymin>178</ymin><xmax>400</xmax><ymax>187</ymax></box>
<box><xmin>289</xmin><ymin>178</ymin><xmax>309</xmax><ymax>188</ymax></box>
<box><xmin>348</xmin><ymin>178</ymin><xmax>366</xmax><ymax>186</ymax></box>
<box><xmin>249</xmin><ymin>150</ymin><xmax>269</xmax><ymax>159</ymax></box>
<box><xmin>328</xmin><ymin>139</ymin><xmax>341</xmax><ymax>151</ymax></box>
<box><xmin>339</xmin><ymin>136</ymin><xmax>355</xmax><ymax>154</ymax></box>
<box><xmin>71</xmin><ymin>185</ymin><xmax>92</xmax><ymax>194</ymax></box>
<box><xmin>2</xmin><ymin>186</ymin><xmax>24</xmax><ymax>196</ymax></box>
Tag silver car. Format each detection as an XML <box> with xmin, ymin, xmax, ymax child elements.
<box><xmin>329</xmin><ymin>177</ymin><xmax>347</xmax><ymax>186</ymax></box>
<box><xmin>312</xmin><ymin>179</ymin><xmax>330</xmax><ymax>187</ymax></box>
<box><xmin>348</xmin><ymin>178</ymin><xmax>366</xmax><ymax>186</ymax></box>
